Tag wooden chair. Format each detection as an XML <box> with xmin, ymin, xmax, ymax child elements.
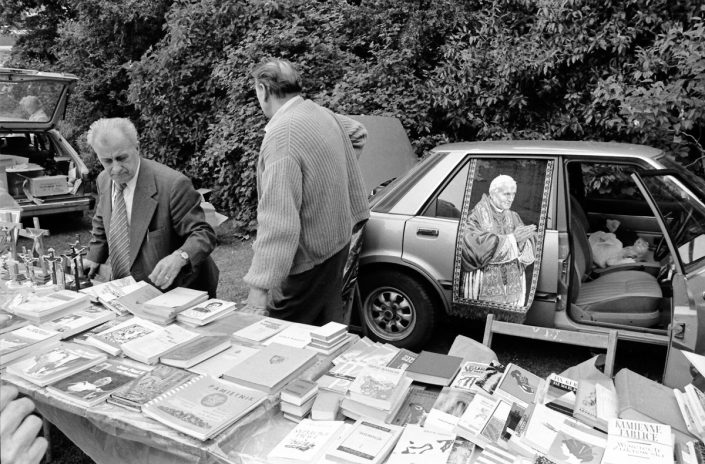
<box><xmin>482</xmin><ymin>314</ymin><xmax>618</xmax><ymax>377</ymax></box>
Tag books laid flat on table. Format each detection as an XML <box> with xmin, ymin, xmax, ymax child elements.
<box><xmin>121</xmin><ymin>324</ymin><xmax>199</xmax><ymax>364</ymax></box>
<box><xmin>85</xmin><ymin>317</ymin><xmax>162</xmax><ymax>356</ymax></box>
<box><xmin>404</xmin><ymin>350</ymin><xmax>463</xmax><ymax>386</ymax></box>
<box><xmin>0</xmin><ymin>324</ymin><xmax>61</xmax><ymax>367</ymax></box>
<box><xmin>614</xmin><ymin>367</ymin><xmax>692</xmax><ymax>443</ymax></box>
<box><xmin>175</xmin><ymin>299</ymin><xmax>236</xmax><ymax>326</ymax></box>
<box><xmin>103</xmin><ymin>281</ymin><xmax>163</xmax><ymax>320</ymax></box>
<box><xmin>188</xmin><ymin>343</ymin><xmax>259</xmax><ymax>378</ymax></box>
<box><xmin>386</xmin><ymin>424</ymin><xmax>455</xmax><ymax>464</ymax></box>
<box><xmin>222</xmin><ymin>342</ymin><xmax>317</xmax><ymax>394</ymax></box>
<box><xmin>280</xmin><ymin>378</ymin><xmax>319</xmax><ymax>406</ymax></box>
<box><xmin>470</xmin><ymin>360</ymin><xmax>507</xmax><ymax>396</ymax></box>
<box><xmin>341</xmin><ymin>376</ymin><xmax>413</xmax><ymax>423</ymax></box>
<box><xmin>142</xmin><ymin>287</ymin><xmax>209</xmax><ymax>322</ymax></box>
<box><xmin>263</xmin><ymin>323</ymin><xmax>313</xmax><ymax>349</ymax></box>
<box><xmin>573</xmin><ymin>378</ymin><xmax>618</xmax><ymax>431</ymax></box>
<box><xmin>423</xmin><ymin>386</ymin><xmax>477</xmax><ymax>434</ymax></box>
<box><xmin>310</xmin><ymin>321</ymin><xmax>347</xmax><ymax>343</ymax></box>
<box><xmin>159</xmin><ymin>335</ymin><xmax>231</xmax><ymax>369</ymax></box>
<box><xmin>449</xmin><ymin>361</ymin><xmax>491</xmax><ymax>391</ymax></box>
<box><xmin>46</xmin><ymin>359</ymin><xmax>150</xmax><ymax>407</ymax></box>
<box><xmin>267</xmin><ymin>419</ymin><xmax>347</xmax><ymax>464</ymax></box>
<box><xmin>325</xmin><ymin>418</ymin><xmax>403</xmax><ymax>464</ymax></box>
<box><xmin>311</xmin><ymin>390</ymin><xmax>344</xmax><ymax>421</ymax></box>
<box><xmin>8</xmin><ymin>290</ymin><xmax>91</xmax><ymax>323</ymax></box>
<box><xmin>538</xmin><ymin>372</ymin><xmax>578</xmax><ymax>416</ymax></box>
<box><xmin>281</xmin><ymin>395</ymin><xmax>317</xmax><ymax>420</ymax></box>
<box><xmin>232</xmin><ymin>317</ymin><xmax>290</xmax><ymax>343</ymax></box>
<box><xmin>142</xmin><ymin>375</ymin><xmax>267</xmax><ymax>441</ymax></box>
<box><xmin>390</xmin><ymin>383</ymin><xmax>442</xmax><ymax>427</ymax></box>
<box><xmin>108</xmin><ymin>364</ymin><xmax>195</xmax><ymax>411</ymax></box>
<box><xmin>81</xmin><ymin>276</ymin><xmax>138</xmax><ymax>314</ymax></box>
<box><xmin>41</xmin><ymin>306</ymin><xmax>116</xmax><ymax>339</ymax></box>
<box><xmin>6</xmin><ymin>342</ymin><xmax>107</xmax><ymax>386</ymax></box>
<box><xmin>493</xmin><ymin>362</ymin><xmax>542</xmax><ymax>408</ymax></box>
<box><xmin>0</xmin><ymin>310</ymin><xmax>29</xmax><ymax>334</ymax></box>
<box><xmin>385</xmin><ymin>348</ymin><xmax>418</xmax><ymax>371</ymax></box>
<box><xmin>347</xmin><ymin>365</ymin><xmax>407</xmax><ymax>410</ymax></box>
<box><xmin>602</xmin><ymin>418</ymin><xmax>673</xmax><ymax>464</ymax></box>
<box><xmin>70</xmin><ymin>315</ymin><xmax>130</xmax><ymax>347</ymax></box>
<box><xmin>456</xmin><ymin>394</ymin><xmax>503</xmax><ymax>441</ymax></box>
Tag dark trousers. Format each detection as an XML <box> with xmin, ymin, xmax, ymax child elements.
<box><xmin>267</xmin><ymin>243</ymin><xmax>350</xmax><ymax>326</ymax></box>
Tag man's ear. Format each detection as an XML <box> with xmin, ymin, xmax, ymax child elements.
<box><xmin>258</xmin><ymin>82</ymin><xmax>270</xmax><ymax>102</ymax></box>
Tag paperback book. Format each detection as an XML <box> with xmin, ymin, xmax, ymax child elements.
<box><xmin>41</xmin><ymin>306</ymin><xmax>115</xmax><ymax>339</ymax></box>
<box><xmin>142</xmin><ymin>287</ymin><xmax>209</xmax><ymax>315</ymax></box>
<box><xmin>142</xmin><ymin>375</ymin><xmax>267</xmax><ymax>441</ymax></box>
<box><xmin>8</xmin><ymin>290</ymin><xmax>91</xmax><ymax>323</ymax></box>
<box><xmin>188</xmin><ymin>343</ymin><xmax>259</xmax><ymax>378</ymax></box>
<box><xmin>85</xmin><ymin>317</ymin><xmax>162</xmax><ymax>356</ymax></box>
<box><xmin>310</xmin><ymin>321</ymin><xmax>347</xmax><ymax>343</ymax></box>
<box><xmin>104</xmin><ymin>281</ymin><xmax>163</xmax><ymax>319</ymax></box>
<box><xmin>267</xmin><ymin>419</ymin><xmax>346</xmax><ymax>464</ymax></box>
<box><xmin>386</xmin><ymin>424</ymin><xmax>455</xmax><ymax>464</ymax></box>
<box><xmin>121</xmin><ymin>324</ymin><xmax>199</xmax><ymax>364</ymax></box>
<box><xmin>325</xmin><ymin>418</ymin><xmax>403</xmax><ymax>464</ymax></box>
<box><xmin>347</xmin><ymin>365</ymin><xmax>406</xmax><ymax>410</ymax></box>
<box><xmin>450</xmin><ymin>361</ymin><xmax>494</xmax><ymax>391</ymax></box>
<box><xmin>539</xmin><ymin>373</ymin><xmax>578</xmax><ymax>416</ymax></box>
<box><xmin>280</xmin><ymin>378</ymin><xmax>319</xmax><ymax>406</ymax></box>
<box><xmin>6</xmin><ymin>342</ymin><xmax>107</xmax><ymax>386</ymax></box>
<box><xmin>385</xmin><ymin>349</ymin><xmax>418</xmax><ymax>371</ymax></box>
<box><xmin>232</xmin><ymin>317</ymin><xmax>290</xmax><ymax>343</ymax></box>
<box><xmin>390</xmin><ymin>383</ymin><xmax>442</xmax><ymax>426</ymax></box>
<box><xmin>159</xmin><ymin>335</ymin><xmax>231</xmax><ymax>369</ymax></box>
<box><xmin>47</xmin><ymin>359</ymin><xmax>149</xmax><ymax>407</ymax></box>
<box><xmin>175</xmin><ymin>299</ymin><xmax>236</xmax><ymax>326</ymax></box>
<box><xmin>493</xmin><ymin>363</ymin><xmax>542</xmax><ymax>408</ymax></box>
<box><xmin>0</xmin><ymin>310</ymin><xmax>28</xmax><ymax>334</ymax></box>
<box><xmin>108</xmin><ymin>364</ymin><xmax>195</xmax><ymax>411</ymax></box>
<box><xmin>263</xmin><ymin>323</ymin><xmax>312</xmax><ymax>349</ymax></box>
<box><xmin>341</xmin><ymin>376</ymin><xmax>413</xmax><ymax>423</ymax></box>
<box><xmin>602</xmin><ymin>418</ymin><xmax>672</xmax><ymax>464</ymax></box>
<box><xmin>424</xmin><ymin>387</ymin><xmax>477</xmax><ymax>434</ymax></box>
<box><xmin>470</xmin><ymin>360</ymin><xmax>507</xmax><ymax>396</ymax></box>
<box><xmin>0</xmin><ymin>324</ymin><xmax>61</xmax><ymax>367</ymax></box>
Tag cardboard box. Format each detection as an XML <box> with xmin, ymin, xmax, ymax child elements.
<box><xmin>26</xmin><ymin>175</ymin><xmax>70</xmax><ymax>197</ymax></box>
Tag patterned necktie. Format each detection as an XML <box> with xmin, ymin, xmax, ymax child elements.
<box><xmin>109</xmin><ymin>182</ymin><xmax>131</xmax><ymax>278</ymax></box>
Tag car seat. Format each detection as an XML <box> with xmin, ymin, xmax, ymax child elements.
<box><xmin>569</xmin><ymin>216</ymin><xmax>662</xmax><ymax>327</ymax></box>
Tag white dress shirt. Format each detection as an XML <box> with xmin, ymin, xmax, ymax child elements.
<box><xmin>111</xmin><ymin>159</ymin><xmax>141</xmax><ymax>225</ymax></box>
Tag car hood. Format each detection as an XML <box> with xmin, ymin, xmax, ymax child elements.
<box><xmin>0</xmin><ymin>68</ymin><xmax>78</xmax><ymax>130</ymax></box>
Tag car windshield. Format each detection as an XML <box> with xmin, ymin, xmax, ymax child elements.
<box><xmin>658</xmin><ymin>153</ymin><xmax>705</xmax><ymax>193</ymax></box>
<box><xmin>0</xmin><ymin>80</ymin><xmax>65</xmax><ymax>123</ymax></box>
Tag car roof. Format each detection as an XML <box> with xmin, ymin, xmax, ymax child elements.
<box><xmin>433</xmin><ymin>140</ymin><xmax>664</xmax><ymax>159</ymax></box>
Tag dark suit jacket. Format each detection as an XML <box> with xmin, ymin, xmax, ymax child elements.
<box><xmin>87</xmin><ymin>158</ymin><xmax>219</xmax><ymax>297</ymax></box>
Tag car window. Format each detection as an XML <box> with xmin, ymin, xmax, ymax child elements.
<box><xmin>421</xmin><ymin>160</ymin><xmax>469</xmax><ymax>218</ymax></box>
<box><xmin>581</xmin><ymin>163</ymin><xmax>645</xmax><ymax>202</ymax></box>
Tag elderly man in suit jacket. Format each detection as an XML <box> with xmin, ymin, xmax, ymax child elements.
<box><xmin>84</xmin><ymin>118</ymin><xmax>219</xmax><ymax>297</ymax></box>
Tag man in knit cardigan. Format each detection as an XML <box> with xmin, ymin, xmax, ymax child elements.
<box><xmin>242</xmin><ymin>59</ymin><xmax>369</xmax><ymax>325</ymax></box>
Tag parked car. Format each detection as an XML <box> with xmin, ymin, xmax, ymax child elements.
<box><xmin>0</xmin><ymin>68</ymin><xmax>93</xmax><ymax>218</ymax></box>
<box><xmin>359</xmin><ymin>141</ymin><xmax>704</xmax><ymax>386</ymax></box>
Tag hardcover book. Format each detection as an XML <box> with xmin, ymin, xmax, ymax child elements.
<box><xmin>159</xmin><ymin>335</ymin><xmax>231</xmax><ymax>369</ymax></box>
<box><xmin>85</xmin><ymin>317</ymin><xmax>162</xmax><ymax>356</ymax></box>
<box><xmin>108</xmin><ymin>364</ymin><xmax>195</xmax><ymax>411</ymax></box>
<box><xmin>386</xmin><ymin>424</ymin><xmax>455</xmax><ymax>464</ymax></box>
<box><xmin>0</xmin><ymin>324</ymin><xmax>61</xmax><ymax>366</ymax></box>
<box><xmin>280</xmin><ymin>378</ymin><xmax>319</xmax><ymax>406</ymax></box>
<box><xmin>6</xmin><ymin>342</ymin><xmax>107</xmax><ymax>386</ymax></box>
<box><xmin>232</xmin><ymin>317</ymin><xmax>290</xmax><ymax>343</ymax></box>
<box><xmin>280</xmin><ymin>395</ymin><xmax>317</xmax><ymax>418</ymax></box>
<box><xmin>602</xmin><ymin>418</ymin><xmax>672</xmax><ymax>464</ymax></box>
<box><xmin>222</xmin><ymin>343</ymin><xmax>318</xmax><ymax>394</ymax></box>
<box><xmin>494</xmin><ymin>363</ymin><xmax>542</xmax><ymax>408</ymax></box>
<box><xmin>267</xmin><ymin>419</ymin><xmax>346</xmax><ymax>464</ymax></box>
<box><xmin>390</xmin><ymin>383</ymin><xmax>442</xmax><ymax>426</ymax></box>
<box><xmin>404</xmin><ymin>351</ymin><xmax>463</xmax><ymax>386</ymax></box>
<box><xmin>121</xmin><ymin>324</ymin><xmax>199</xmax><ymax>364</ymax></box>
<box><xmin>347</xmin><ymin>365</ymin><xmax>406</xmax><ymax>410</ymax></box>
<box><xmin>142</xmin><ymin>375</ymin><xmax>267</xmax><ymax>441</ymax></box>
<box><xmin>325</xmin><ymin>419</ymin><xmax>403</xmax><ymax>464</ymax></box>
<box><xmin>175</xmin><ymin>299</ymin><xmax>236</xmax><ymax>326</ymax></box>
<box><xmin>41</xmin><ymin>306</ymin><xmax>115</xmax><ymax>339</ymax></box>
<box><xmin>47</xmin><ymin>359</ymin><xmax>149</xmax><ymax>407</ymax></box>
<box><xmin>188</xmin><ymin>343</ymin><xmax>259</xmax><ymax>378</ymax></box>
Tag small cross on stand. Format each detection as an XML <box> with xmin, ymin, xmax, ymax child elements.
<box><xmin>63</xmin><ymin>240</ymin><xmax>92</xmax><ymax>291</ymax></box>
<box><xmin>19</xmin><ymin>217</ymin><xmax>51</xmax><ymax>284</ymax></box>
<box><xmin>43</xmin><ymin>248</ymin><xmax>65</xmax><ymax>288</ymax></box>
<box><xmin>18</xmin><ymin>246</ymin><xmax>37</xmax><ymax>284</ymax></box>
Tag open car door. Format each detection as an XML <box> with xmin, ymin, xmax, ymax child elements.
<box><xmin>631</xmin><ymin>170</ymin><xmax>705</xmax><ymax>387</ymax></box>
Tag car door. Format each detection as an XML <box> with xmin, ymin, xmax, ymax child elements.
<box><xmin>631</xmin><ymin>170</ymin><xmax>705</xmax><ymax>387</ymax></box>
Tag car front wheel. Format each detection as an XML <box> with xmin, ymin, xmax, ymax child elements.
<box><xmin>359</xmin><ymin>269</ymin><xmax>437</xmax><ymax>350</ymax></box>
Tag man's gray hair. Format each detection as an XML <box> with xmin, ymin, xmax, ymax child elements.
<box><xmin>489</xmin><ymin>175</ymin><xmax>517</xmax><ymax>193</ymax></box>
<box><xmin>86</xmin><ymin>118</ymin><xmax>139</xmax><ymax>150</ymax></box>
<box><xmin>251</xmin><ymin>58</ymin><xmax>302</xmax><ymax>98</ymax></box>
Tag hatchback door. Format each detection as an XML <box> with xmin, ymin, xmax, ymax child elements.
<box><xmin>631</xmin><ymin>170</ymin><xmax>705</xmax><ymax>387</ymax></box>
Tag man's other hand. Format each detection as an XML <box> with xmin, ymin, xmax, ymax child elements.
<box><xmin>148</xmin><ymin>252</ymin><xmax>187</xmax><ymax>290</ymax></box>
<box><xmin>0</xmin><ymin>386</ymin><xmax>48</xmax><ymax>464</ymax></box>
<box><xmin>84</xmin><ymin>259</ymin><xmax>101</xmax><ymax>279</ymax></box>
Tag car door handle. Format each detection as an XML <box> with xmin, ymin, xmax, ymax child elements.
<box><xmin>417</xmin><ymin>227</ymin><xmax>439</xmax><ymax>237</ymax></box>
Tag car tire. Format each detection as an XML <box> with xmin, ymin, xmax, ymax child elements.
<box><xmin>359</xmin><ymin>269</ymin><xmax>437</xmax><ymax>350</ymax></box>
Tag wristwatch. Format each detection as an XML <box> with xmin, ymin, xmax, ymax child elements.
<box><xmin>175</xmin><ymin>249</ymin><xmax>189</xmax><ymax>262</ymax></box>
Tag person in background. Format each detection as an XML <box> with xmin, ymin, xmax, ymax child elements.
<box><xmin>242</xmin><ymin>58</ymin><xmax>369</xmax><ymax>325</ymax></box>
<box><xmin>84</xmin><ymin>118</ymin><xmax>219</xmax><ymax>297</ymax></box>
<box><xmin>18</xmin><ymin>96</ymin><xmax>48</xmax><ymax>122</ymax></box>
<box><xmin>0</xmin><ymin>385</ymin><xmax>47</xmax><ymax>464</ymax></box>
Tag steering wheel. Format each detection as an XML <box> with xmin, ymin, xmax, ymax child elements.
<box><xmin>653</xmin><ymin>208</ymin><xmax>694</xmax><ymax>261</ymax></box>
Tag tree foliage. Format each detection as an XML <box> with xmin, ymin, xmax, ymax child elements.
<box><xmin>6</xmin><ymin>0</ymin><xmax>704</xmax><ymax>230</ymax></box>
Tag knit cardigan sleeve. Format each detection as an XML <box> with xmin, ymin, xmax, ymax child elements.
<box><xmin>243</xmin><ymin>141</ymin><xmax>303</xmax><ymax>290</ymax></box>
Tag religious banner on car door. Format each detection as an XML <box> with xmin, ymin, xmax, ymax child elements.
<box><xmin>451</xmin><ymin>158</ymin><xmax>554</xmax><ymax>323</ymax></box>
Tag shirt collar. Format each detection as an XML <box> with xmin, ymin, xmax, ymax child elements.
<box><xmin>264</xmin><ymin>96</ymin><xmax>302</xmax><ymax>133</ymax></box>
<box><xmin>114</xmin><ymin>158</ymin><xmax>141</xmax><ymax>194</ymax></box>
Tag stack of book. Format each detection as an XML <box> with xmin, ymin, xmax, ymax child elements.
<box><xmin>222</xmin><ymin>343</ymin><xmax>317</xmax><ymax>394</ymax></box>
<box><xmin>6</xmin><ymin>342</ymin><xmax>107</xmax><ymax>386</ymax></box>
<box><xmin>341</xmin><ymin>365</ymin><xmax>413</xmax><ymax>423</ymax></box>
<box><xmin>7</xmin><ymin>290</ymin><xmax>91</xmax><ymax>323</ymax></box>
<box><xmin>573</xmin><ymin>378</ymin><xmax>617</xmax><ymax>432</ymax></box>
<box><xmin>267</xmin><ymin>419</ymin><xmax>347</xmax><ymax>464</ymax></box>
<box><xmin>46</xmin><ymin>359</ymin><xmax>150</xmax><ymax>407</ymax></box>
<box><xmin>279</xmin><ymin>378</ymin><xmax>319</xmax><ymax>422</ymax></box>
<box><xmin>142</xmin><ymin>375</ymin><xmax>267</xmax><ymax>441</ymax></box>
<box><xmin>108</xmin><ymin>364</ymin><xmax>195</xmax><ymax>412</ymax></box>
<box><xmin>41</xmin><ymin>306</ymin><xmax>116</xmax><ymax>339</ymax></box>
<box><xmin>308</xmin><ymin>321</ymin><xmax>349</xmax><ymax>355</ymax></box>
<box><xmin>160</xmin><ymin>335</ymin><xmax>231</xmax><ymax>369</ymax></box>
<box><xmin>84</xmin><ymin>317</ymin><xmax>163</xmax><ymax>356</ymax></box>
<box><xmin>121</xmin><ymin>324</ymin><xmax>200</xmax><ymax>364</ymax></box>
<box><xmin>0</xmin><ymin>324</ymin><xmax>61</xmax><ymax>367</ymax></box>
<box><xmin>175</xmin><ymin>299</ymin><xmax>236</xmax><ymax>326</ymax></box>
<box><xmin>0</xmin><ymin>310</ymin><xmax>29</xmax><ymax>334</ymax></box>
<box><xmin>139</xmin><ymin>287</ymin><xmax>209</xmax><ymax>324</ymax></box>
<box><xmin>675</xmin><ymin>383</ymin><xmax>705</xmax><ymax>441</ymax></box>
<box><xmin>311</xmin><ymin>390</ymin><xmax>344</xmax><ymax>421</ymax></box>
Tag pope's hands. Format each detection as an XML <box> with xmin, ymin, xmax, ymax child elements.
<box><xmin>241</xmin><ymin>287</ymin><xmax>269</xmax><ymax>316</ymax></box>
<box><xmin>514</xmin><ymin>224</ymin><xmax>537</xmax><ymax>243</ymax></box>
<box><xmin>0</xmin><ymin>386</ymin><xmax>47</xmax><ymax>464</ymax></box>
<box><xmin>148</xmin><ymin>251</ymin><xmax>188</xmax><ymax>290</ymax></box>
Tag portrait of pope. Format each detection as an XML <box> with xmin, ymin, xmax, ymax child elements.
<box><xmin>459</xmin><ymin>174</ymin><xmax>537</xmax><ymax>306</ymax></box>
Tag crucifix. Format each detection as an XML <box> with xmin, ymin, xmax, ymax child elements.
<box><xmin>18</xmin><ymin>246</ymin><xmax>38</xmax><ymax>283</ymax></box>
<box><xmin>19</xmin><ymin>217</ymin><xmax>50</xmax><ymax>278</ymax></box>
<box><xmin>63</xmin><ymin>240</ymin><xmax>91</xmax><ymax>291</ymax></box>
<box><xmin>43</xmin><ymin>248</ymin><xmax>64</xmax><ymax>287</ymax></box>
<box><xmin>0</xmin><ymin>221</ymin><xmax>21</xmax><ymax>260</ymax></box>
